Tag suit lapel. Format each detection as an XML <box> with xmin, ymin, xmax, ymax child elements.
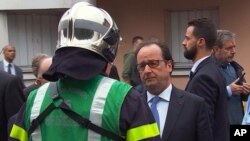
<box><xmin>185</xmin><ymin>56</ymin><xmax>212</xmax><ymax>90</ymax></box>
<box><xmin>195</xmin><ymin>56</ymin><xmax>212</xmax><ymax>73</ymax></box>
<box><xmin>0</xmin><ymin>61</ymin><xmax>4</xmax><ymax>71</ymax></box>
<box><xmin>14</xmin><ymin>65</ymin><xmax>19</xmax><ymax>76</ymax></box>
<box><xmin>162</xmin><ymin>86</ymin><xmax>184</xmax><ymax>140</ymax></box>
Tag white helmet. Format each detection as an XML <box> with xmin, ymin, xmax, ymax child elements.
<box><xmin>57</xmin><ymin>2</ymin><xmax>120</xmax><ymax>62</ymax></box>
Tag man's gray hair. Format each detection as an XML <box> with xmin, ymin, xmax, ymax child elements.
<box><xmin>215</xmin><ymin>30</ymin><xmax>236</xmax><ymax>48</ymax></box>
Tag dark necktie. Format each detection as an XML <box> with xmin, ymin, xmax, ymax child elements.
<box><xmin>150</xmin><ymin>96</ymin><xmax>160</xmax><ymax>128</ymax></box>
<box><xmin>8</xmin><ymin>63</ymin><xmax>12</xmax><ymax>74</ymax></box>
<box><xmin>189</xmin><ymin>71</ymin><xmax>194</xmax><ymax>79</ymax></box>
<box><xmin>222</xmin><ymin>63</ymin><xmax>237</xmax><ymax>85</ymax></box>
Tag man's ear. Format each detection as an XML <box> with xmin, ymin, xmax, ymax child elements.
<box><xmin>197</xmin><ymin>38</ymin><xmax>205</xmax><ymax>47</ymax></box>
<box><xmin>166</xmin><ymin>60</ymin><xmax>173</xmax><ymax>73</ymax></box>
<box><xmin>35</xmin><ymin>79</ymin><xmax>42</xmax><ymax>86</ymax></box>
<box><xmin>213</xmin><ymin>46</ymin><xmax>220</xmax><ymax>54</ymax></box>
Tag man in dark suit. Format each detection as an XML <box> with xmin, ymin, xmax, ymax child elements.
<box><xmin>0</xmin><ymin>44</ymin><xmax>23</xmax><ymax>80</ymax></box>
<box><xmin>135</xmin><ymin>40</ymin><xmax>212</xmax><ymax>141</ymax></box>
<box><xmin>182</xmin><ymin>18</ymin><xmax>229</xmax><ymax>141</ymax></box>
<box><xmin>213</xmin><ymin>30</ymin><xmax>250</xmax><ymax>124</ymax></box>
<box><xmin>0</xmin><ymin>71</ymin><xmax>25</xmax><ymax>141</ymax></box>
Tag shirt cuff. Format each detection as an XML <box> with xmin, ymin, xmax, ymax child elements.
<box><xmin>227</xmin><ymin>85</ymin><xmax>232</xmax><ymax>96</ymax></box>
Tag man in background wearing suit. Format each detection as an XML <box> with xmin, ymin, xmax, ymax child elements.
<box><xmin>136</xmin><ymin>40</ymin><xmax>212</xmax><ymax>141</ymax></box>
<box><xmin>0</xmin><ymin>71</ymin><xmax>25</xmax><ymax>141</ymax></box>
<box><xmin>0</xmin><ymin>44</ymin><xmax>23</xmax><ymax>80</ymax></box>
<box><xmin>213</xmin><ymin>30</ymin><xmax>250</xmax><ymax>125</ymax></box>
<box><xmin>182</xmin><ymin>18</ymin><xmax>229</xmax><ymax>141</ymax></box>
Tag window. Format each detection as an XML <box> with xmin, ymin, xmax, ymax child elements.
<box><xmin>7</xmin><ymin>11</ymin><xmax>61</xmax><ymax>67</ymax></box>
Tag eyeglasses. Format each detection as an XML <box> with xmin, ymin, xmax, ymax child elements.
<box><xmin>137</xmin><ymin>60</ymin><xmax>165</xmax><ymax>72</ymax></box>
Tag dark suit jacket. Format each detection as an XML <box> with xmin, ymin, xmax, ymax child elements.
<box><xmin>0</xmin><ymin>60</ymin><xmax>23</xmax><ymax>80</ymax></box>
<box><xmin>23</xmin><ymin>83</ymin><xmax>39</xmax><ymax>99</ymax></box>
<box><xmin>140</xmin><ymin>86</ymin><xmax>212</xmax><ymax>141</ymax></box>
<box><xmin>185</xmin><ymin>56</ymin><xmax>229</xmax><ymax>141</ymax></box>
<box><xmin>220</xmin><ymin>60</ymin><xmax>249</xmax><ymax>124</ymax></box>
<box><xmin>0</xmin><ymin>71</ymin><xmax>25</xmax><ymax>141</ymax></box>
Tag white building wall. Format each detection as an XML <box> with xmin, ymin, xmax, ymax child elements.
<box><xmin>0</xmin><ymin>13</ymin><xmax>8</xmax><ymax>53</ymax></box>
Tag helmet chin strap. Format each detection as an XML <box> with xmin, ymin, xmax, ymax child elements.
<box><xmin>103</xmin><ymin>63</ymin><xmax>112</xmax><ymax>76</ymax></box>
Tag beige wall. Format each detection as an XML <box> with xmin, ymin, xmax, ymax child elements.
<box><xmin>220</xmin><ymin>0</ymin><xmax>250</xmax><ymax>86</ymax></box>
<box><xmin>98</xmin><ymin>0</ymin><xmax>250</xmax><ymax>89</ymax></box>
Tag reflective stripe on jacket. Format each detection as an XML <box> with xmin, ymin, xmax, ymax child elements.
<box><xmin>10</xmin><ymin>75</ymin><xmax>160</xmax><ymax>141</ymax></box>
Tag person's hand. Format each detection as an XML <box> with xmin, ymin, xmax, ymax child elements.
<box><xmin>229</xmin><ymin>78</ymin><xmax>244</xmax><ymax>95</ymax></box>
<box><xmin>242</xmin><ymin>82</ymin><xmax>250</xmax><ymax>94</ymax></box>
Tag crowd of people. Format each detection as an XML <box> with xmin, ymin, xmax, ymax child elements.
<box><xmin>1</xmin><ymin>1</ymin><xmax>250</xmax><ymax>141</ymax></box>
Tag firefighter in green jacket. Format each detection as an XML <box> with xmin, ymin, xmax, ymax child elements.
<box><xmin>9</xmin><ymin>2</ymin><xmax>160</xmax><ymax>141</ymax></box>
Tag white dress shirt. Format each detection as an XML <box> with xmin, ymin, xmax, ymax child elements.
<box><xmin>147</xmin><ymin>84</ymin><xmax>172</xmax><ymax>137</ymax></box>
<box><xmin>191</xmin><ymin>56</ymin><xmax>210</xmax><ymax>73</ymax></box>
<box><xmin>3</xmin><ymin>59</ymin><xmax>16</xmax><ymax>75</ymax></box>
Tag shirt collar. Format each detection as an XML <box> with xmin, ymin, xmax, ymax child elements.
<box><xmin>147</xmin><ymin>84</ymin><xmax>172</xmax><ymax>103</ymax></box>
<box><xmin>3</xmin><ymin>59</ymin><xmax>12</xmax><ymax>66</ymax></box>
<box><xmin>191</xmin><ymin>56</ymin><xmax>209</xmax><ymax>72</ymax></box>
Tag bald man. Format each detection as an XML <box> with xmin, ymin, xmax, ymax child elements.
<box><xmin>0</xmin><ymin>44</ymin><xmax>23</xmax><ymax>79</ymax></box>
<box><xmin>23</xmin><ymin>54</ymin><xmax>52</xmax><ymax>98</ymax></box>
<box><xmin>36</xmin><ymin>57</ymin><xmax>52</xmax><ymax>85</ymax></box>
